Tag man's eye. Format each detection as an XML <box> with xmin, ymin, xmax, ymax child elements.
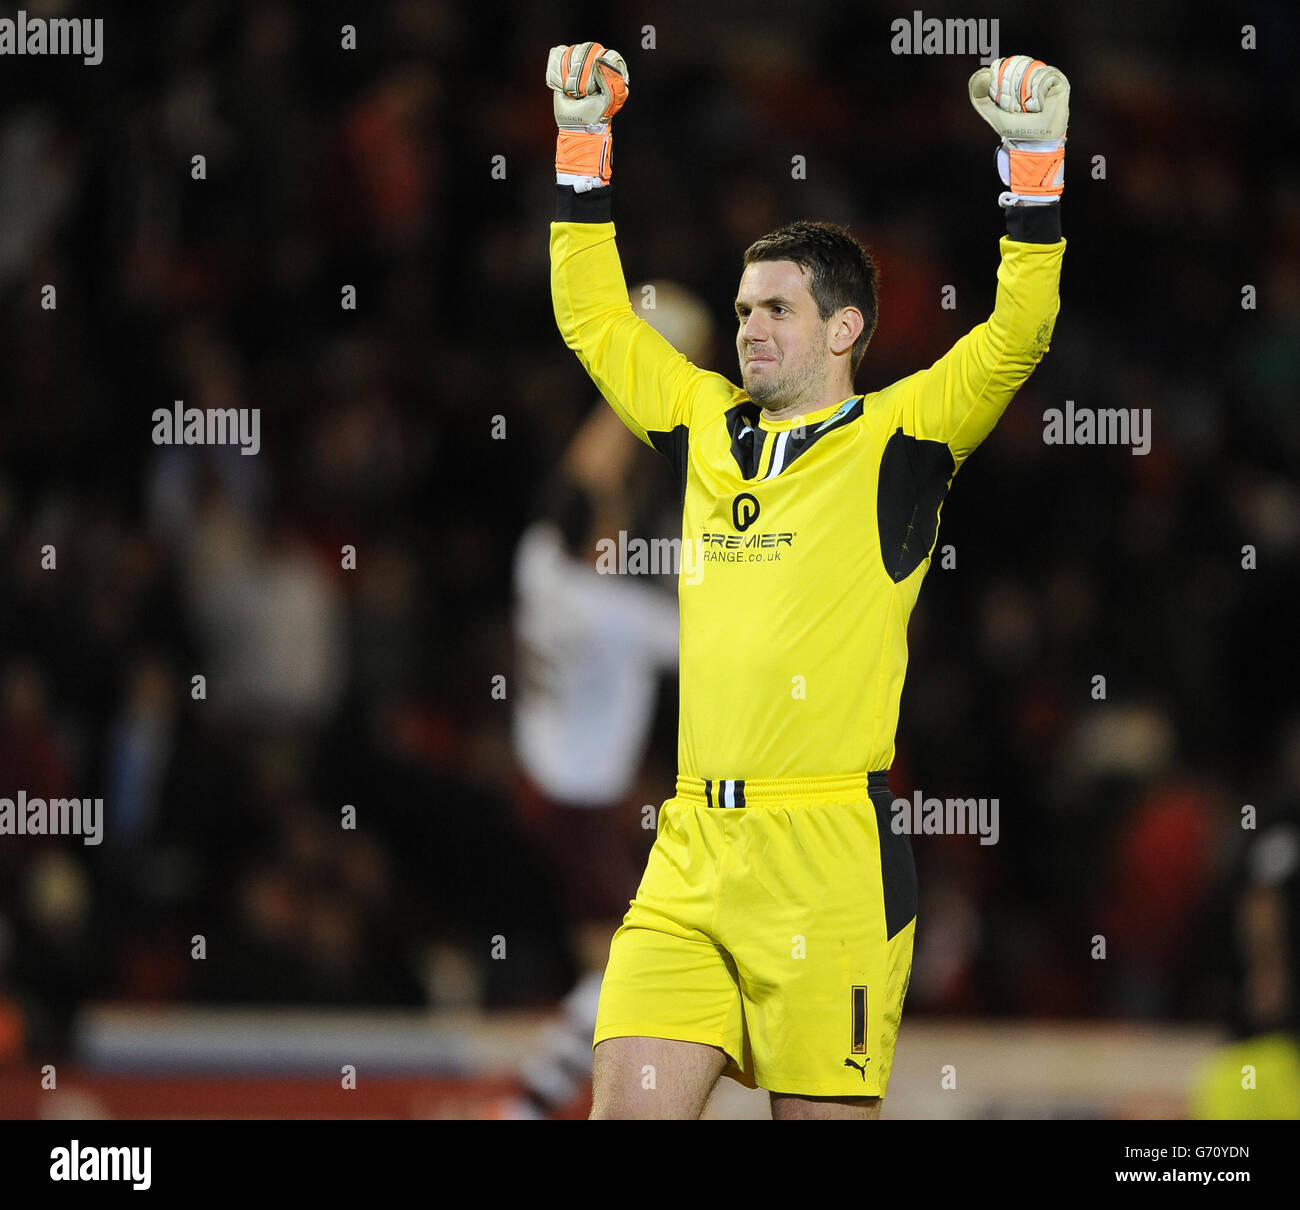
<box><xmin>771</xmin><ymin>306</ymin><xmax>785</xmax><ymax>316</ymax></box>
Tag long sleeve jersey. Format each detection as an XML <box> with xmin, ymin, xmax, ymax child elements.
<box><xmin>551</xmin><ymin>186</ymin><xmax>1064</xmax><ymax>785</ymax></box>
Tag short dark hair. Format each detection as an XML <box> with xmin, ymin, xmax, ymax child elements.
<box><xmin>742</xmin><ymin>220</ymin><xmax>879</xmax><ymax>376</ymax></box>
<box><xmin>537</xmin><ymin>474</ymin><xmax>594</xmax><ymax>559</ymax></box>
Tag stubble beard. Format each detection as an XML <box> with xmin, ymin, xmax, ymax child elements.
<box><xmin>743</xmin><ymin>350</ymin><xmax>825</xmax><ymax>413</ymax></box>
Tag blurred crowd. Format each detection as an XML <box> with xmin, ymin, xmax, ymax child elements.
<box><xmin>0</xmin><ymin>0</ymin><xmax>1297</xmax><ymax>1062</ymax></box>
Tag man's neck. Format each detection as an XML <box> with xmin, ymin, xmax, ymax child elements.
<box><xmin>760</xmin><ymin>385</ymin><xmax>856</xmax><ymax>425</ymax></box>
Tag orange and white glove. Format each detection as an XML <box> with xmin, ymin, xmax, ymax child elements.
<box><xmin>969</xmin><ymin>56</ymin><xmax>1069</xmax><ymax>208</ymax></box>
<box><xmin>546</xmin><ymin>42</ymin><xmax>629</xmax><ymax>192</ymax></box>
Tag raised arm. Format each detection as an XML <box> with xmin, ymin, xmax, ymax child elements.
<box><xmin>888</xmin><ymin>56</ymin><xmax>1069</xmax><ymax>471</ymax></box>
<box><xmin>890</xmin><ymin>207</ymin><xmax>1064</xmax><ymax>468</ymax></box>
<box><xmin>546</xmin><ymin>42</ymin><xmax>717</xmax><ymax>453</ymax></box>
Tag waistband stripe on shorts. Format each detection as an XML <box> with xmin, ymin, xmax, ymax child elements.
<box><xmin>703</xmin><ymin>778</ymin><xmax>747</xmax><ymax>808</ymax></box>
<box><xmin>679</xmin><ymin>770</ymin><xmax>889</xmax><ymax>808</ymax></box>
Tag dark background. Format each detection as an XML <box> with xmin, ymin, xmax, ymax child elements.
<box><xmin>0</xmin><ymin>0</ymin><xmax>1296</xmax><ymax>1062</ymax></box>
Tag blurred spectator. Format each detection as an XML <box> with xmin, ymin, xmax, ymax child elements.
<box><xmin>497</xmin><ymin>280</ymin><xmax>708</xmax><ymax>1116</ymax></box>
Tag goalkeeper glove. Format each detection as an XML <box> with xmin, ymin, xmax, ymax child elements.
<box><xmin>969</xmin><ymin>56</ymin><xmax>1069</xmax><ymax>208</ymax></box>
<box><xmin>546</xmin><ymin>42</ymin><xmax>629</xmax><ymax>192</ymax></box>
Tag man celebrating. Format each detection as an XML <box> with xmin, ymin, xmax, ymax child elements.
<box><xmin>547</xmin><ymin>43</ymin><xmax>1067</xmax><ymax>1120</ymax></box>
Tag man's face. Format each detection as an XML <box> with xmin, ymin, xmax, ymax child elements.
<box><xmin>735</xmin><ymin>259</ymin><xmax>828</xmax><ymax>409</ymax></box>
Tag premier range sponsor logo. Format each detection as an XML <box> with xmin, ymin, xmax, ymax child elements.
<box><xmin>697</xmin><ymin>530</ymin><xmax>794</xmax><ymax>562</ymax></box>
<box><xmin>694</xmin><ymin>491</ymin><xmax>795</xmax><ymax>563</ymax></box>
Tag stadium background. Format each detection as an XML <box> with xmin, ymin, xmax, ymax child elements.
<box><xmin>0</xmin><ymin>0</ymin><xmax>1297</xmax><ymax>1118</ymax></box>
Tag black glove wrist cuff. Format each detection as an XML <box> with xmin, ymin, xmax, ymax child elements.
<box><xmin>556</xmin><ymin>184</ymin><xmax>613</xmax><ymax>223</ymax></box>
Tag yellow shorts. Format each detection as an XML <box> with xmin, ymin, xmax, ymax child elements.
<box><xmin>594</xmin><ymin>771</ymin><xmax>916</xmax><ymax>1098</ymax></box>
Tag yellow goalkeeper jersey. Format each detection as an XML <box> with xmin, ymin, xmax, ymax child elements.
<box><xmin>551</xmin><ymin>191</ymin><xmax>1064</xmax><ymax>784</ymax></box>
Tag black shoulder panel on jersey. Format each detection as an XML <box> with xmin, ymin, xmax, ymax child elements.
<box><xmin>876</xmin><ymin>428</ymin><xmax>956</xmax><ymax>583</ymax></box>
<box><xmin>648</xmin><ymin>423</ymin><xmax>690</xmax><ymax>513</ymax></box>
<box><xmin>556</xmin><ymin>184</ymin><xmax>613</xmax><ymax>223</ymax></box>
<box><xmin>1005</xmin><ymin>201</ymin><xmax>1061</xmax><ymax>244</ymax></box>
<box><xmin>722</xmin><ymin>401</ymin><xmax>768</xmax><ymax>480</ymax></box>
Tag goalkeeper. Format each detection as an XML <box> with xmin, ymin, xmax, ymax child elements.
<box><xmin>548</xmin><ymin>43</ymin><xmax>1067</xmax><ymax>1120</ymax></box>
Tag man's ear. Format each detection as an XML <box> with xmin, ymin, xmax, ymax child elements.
<box><xmin>829</xmin><ymin>306</ymin><xmax>864</xmax><ymax>356</ymax></box>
